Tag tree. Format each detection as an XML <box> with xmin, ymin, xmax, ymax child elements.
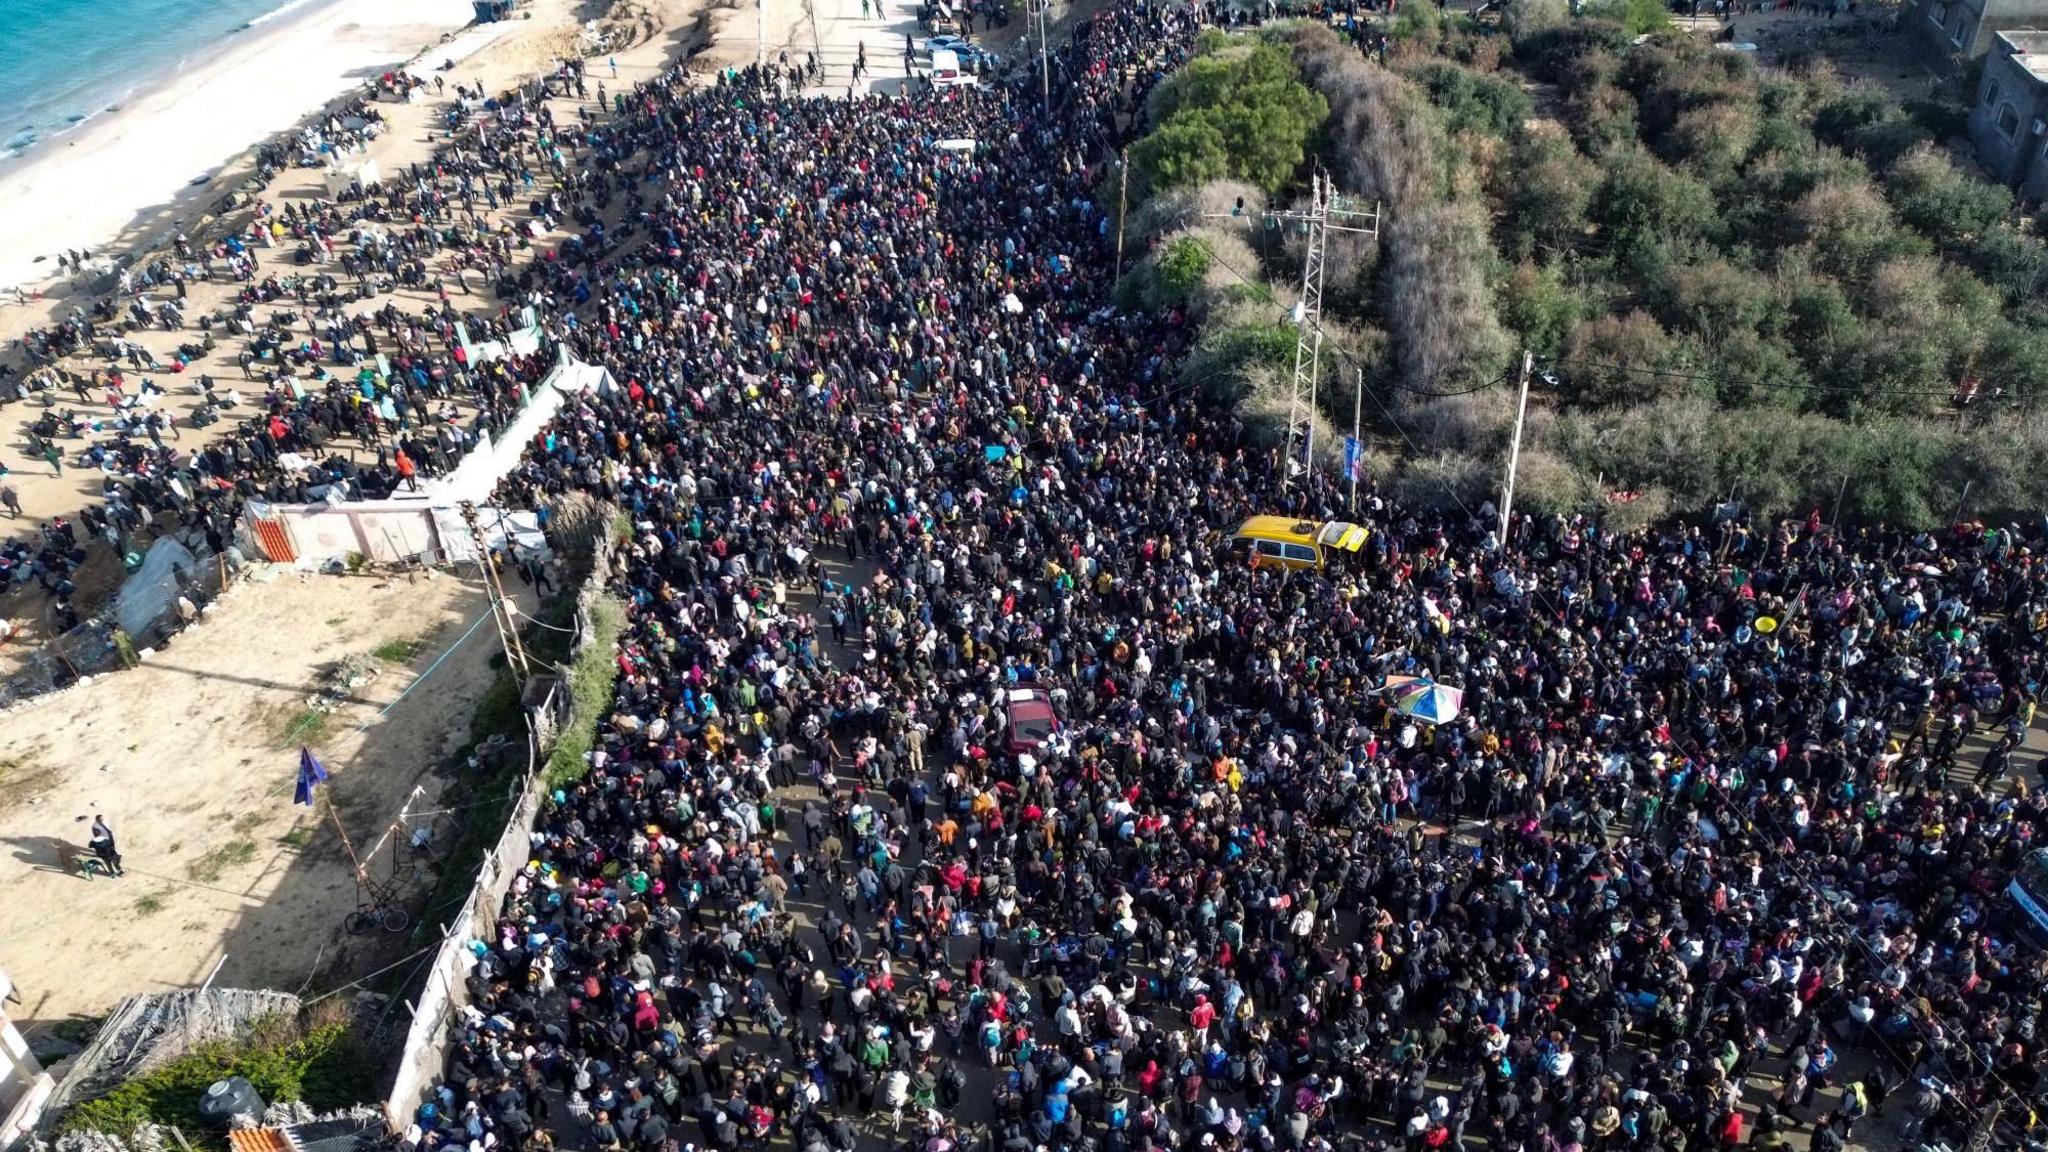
<box><xmin>1787</xmin><ymin>176</ymin><xmax>1926</xmax><ymax>280</ymax></box>
<box><xmin>1666</xmin><ymin>102</ymin><xmax>1759</xmax><ymax>183</ymax></box>
<box><xmin>1155</xmin><ymin>235</ymin><xmax>1213</xmax><ymax>304</ymax></box>
<box><xmin>1131</xmin><ymin>120</ymin><xmax>1230</xmax><ymax>195</ymax></box>
<box><xmin>1884</xmin><ymin>143</ymin><xmax>2013</xmax><ymax>250</ymax></box>
<box><xmin>1564</xmin><ymin>310</ymin><xmax>1681</xmax><ymax>407</ymax></box>
<box><xmin>1496</xmin><ymin>260</ymin><xmax>1582</xmax><ymax>357</ymax></box>
<box><xmin>1651</xmin><ymin>260</ymin><xmax>1775</xmax><ymax>346</ymax></box>
<box><xmin>1500</xmin><ymin>128</ymin><xmax>1597</xmax><ymax>259</ymax></box>
<box><xmin>1582</xmin><ymin>0</ymin><xmax>1670</xmax><ymax>34</ymax></box>
<box><xmin>1407</xmin><ymin>60</ymin><xmax>1533</xmax><ymax>139</ymax></box>
<box><xmin>1591</xmin><ymin>149</ymin><xmax>1720</xmax><ymax>253</ymax></box>
<box><xmin>1135</xmin><ymin>42</ymin><xmax>1328</xmax><ymax>197</ymax></box>
<box><xmin>1976</xmin><ymin>226</ymin><xmax>2048</xmax><ymax>306</ymax></box>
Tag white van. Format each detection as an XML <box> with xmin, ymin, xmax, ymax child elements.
<box><xmin>929</xmin><ymin>49</ymin><xmax>976</xmax><ymax>88</ymax></box>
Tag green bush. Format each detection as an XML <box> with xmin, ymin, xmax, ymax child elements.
<box><xmin>1592</xmin><ymin>149</ymin><xmax>1721</xmax><ymax>252</ymax></box>
<box><xmin>1496</xmin><ymin>260</ymin><xmax>1583</xmax><ymax>356</ymax></box>
<box><xmin>1500</xmin><ymin>130</ymin><xmax>1598</xmax><ymax>258</ymax></box>
<box><xmin>1582</xmin><ymin>0</ymin><xmax>1670</xmax><ymax>34</ymax></box>
<box><xmin>1563</xmin><ymin>309</ymin><xmax>1682</xmax><ymax>406</ymax></box>
<box><xmin>546</xmin><ymin>595</ymin><xmax>628</xmax><ymax>787</ymax></box>
<box><xmin>1650</xmin><ymin>259</ymin><xmax>1776</xmax><ymax>345</ymax></box>
<box><xmin>1511</xmin><ymin>19</ymin><xmax>1634</xmax><ymax>81</ymax></box>
<box><xmin>1156</xmin><ymin>235</ymin><xmax>1214</xmax><ymax>304</ymax></box>
<box><xmin>1976</xmin><ymin>226</ymin><xmax>2048</xmax><ymax>305</ymax></box>
<box><xmin>1406</xmin><ymin>60</ymin><xmax>1533</xmax><ymax>139</ymax></box>
<box><xmin>1130</xmin><ymin>119</ymin><xmax>1231</xmax><ymax>193</ymax></box>
<box><xmin>61</xmin><ymin>1016</ymin><xmax>375</xmax><ymax>1145</ymax></box>
<box><xmin>1134</xmin><ymin>40</ymin><xmax>1328</xmax><ymax>196</ymax></box>
<box><xmin>1812</xmin><ymin>84</ymin><xmax>1892</xmax><ymax>145</ymax></box>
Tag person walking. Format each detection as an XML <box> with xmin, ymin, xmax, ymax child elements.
<box><xmin>0</xmin><ymin>484</ymin><xmax>19</xmax><ymax>519</ymax></box>
<box><xmin>87</xmin><ymin>814</ymin><xmax>125</xmax><ymax>876</ymax></box>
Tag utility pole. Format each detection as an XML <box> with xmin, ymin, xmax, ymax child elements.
<box><xmin>757</xmin><ymin>0</ymin><xmax>766</xmax><ymax>70</ymax></box>
<box><xmin>1035</xmin><ymin>0</ymin><xmax>1051</xmax><ymax>111</ymax></box>
<box><xmin>1114</xmin><ymin>147</ymin><xmax>1130</xmax><ymax>281</ymax></box>
<box><xmin>1498</xmin><ymin>350</ymin><xmax>1534</xmax><ymax>548</ymax></box>
<box><xmin>459</xmin><ymin>500</ymin><xmax>532</xmax><ymax>683</ymax></box>
<box><xmin>1209</xmin><ymin>172</ymin><xmax>1379</xmax><ymax>489</ymax></box>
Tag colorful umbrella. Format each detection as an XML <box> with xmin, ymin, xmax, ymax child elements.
<box><xmin>1391</xmin><ymin>679</ymin><xmax>1464</xmax><ymax>725</ymax></box>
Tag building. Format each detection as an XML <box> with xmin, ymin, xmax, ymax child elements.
<box><xmin>0</xmin><ymin>967</ymin><xmax>53</xmax><ymax>1151</ymax></box>
<box><xmin>1904</xmin><ymin>0</ymin><xmax>2048</xmax><ymax>65</ymax></box>
<box><xmin>1968</xmin><ymin>29</ymin><xmax>2048</xmax><ymax>200</ymax></box>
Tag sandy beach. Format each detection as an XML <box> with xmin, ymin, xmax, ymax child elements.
<box><xmin>0</xmin><ymin>0</ymin><xmax>475</xmax><ymax>291</ymax></box>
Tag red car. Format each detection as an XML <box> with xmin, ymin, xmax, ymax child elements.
<box><xmin>1005</xmin><ymin>687</ymin><xmax>1058</xmax><ymax>753</ymax></box>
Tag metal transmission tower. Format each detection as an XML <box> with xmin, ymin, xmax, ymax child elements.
<box><xmin>1212</xmin><ymin>172</ymin><xmax>1379</xmax><ymax>487</ymax></box>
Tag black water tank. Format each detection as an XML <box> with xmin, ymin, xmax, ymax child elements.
<box><xmin>197</xmin><ymin>1077</ymin><xmax>265</xmax><ymax>1127</ymax></box>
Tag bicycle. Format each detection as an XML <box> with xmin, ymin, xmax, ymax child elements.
<box><xmin>344</xmin><ymin>898</ymin><xmax>411</xmax><ymax>935</ymax></box>
<box><xmin>343</xmin><ymin>872</ymin><xmax>411</xmax><ymax>934</ymax></box>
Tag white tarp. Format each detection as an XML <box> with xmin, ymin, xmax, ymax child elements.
<box><xmin>114</xmin><ymin>537</ymin><xmax>199</xmax><ymax>639</ymax></box>
<box><xmin>549</xmin><ymin>359</ymin><xmax>616</xmax><ymax>395</ymax></box>
<box><xmin>323</xmin><ymin>157</ymin><xmax>380</xmax><ymax>198</ymax></box>
<box><xmin>465</xmin><ymin>324</ymin><xmax>544</xmax><ymax>365</ymax></box>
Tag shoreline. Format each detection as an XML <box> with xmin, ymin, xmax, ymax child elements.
<box><xmin>1</xmin><ymin>0</ymin><xmax>310</xmax><ymax>164</ymax></box>
<box><xmin>0</xmin><ymin>0</ymin><xmax>476</xmax><ymax>292</ymax></box>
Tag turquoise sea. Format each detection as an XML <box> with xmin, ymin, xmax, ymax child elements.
<box><xmin>0</xmin><ymin>0</ymin><xmax>316</xmax><ymax>160</ymax></box>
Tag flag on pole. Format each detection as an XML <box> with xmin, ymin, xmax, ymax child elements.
<box><xmin>1343</xmin><ymin>436</ymin><xmax>1363</xmax><ymax>481</ymax></box>
<box><xmin>294</xmin><ymin>746</ymin><xmax>329</xmax><ymax>807</ymax></box>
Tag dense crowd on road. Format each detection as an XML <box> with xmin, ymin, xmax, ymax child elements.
<box><xmin>406</xmin><ymin>9</ymin><xmax>2048</xmax><ymax>1152</ymax></box>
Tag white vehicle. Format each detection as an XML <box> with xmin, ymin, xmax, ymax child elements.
<box><xmin>928</xmin><ymin>49</ymin><xmax>977</xmax><ymax>88</ymax></box>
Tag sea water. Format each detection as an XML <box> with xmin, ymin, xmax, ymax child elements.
<box><xmin>0</xmin><ymin>0</ymin><xmax>319</xmax><ymax>160</ymax></box>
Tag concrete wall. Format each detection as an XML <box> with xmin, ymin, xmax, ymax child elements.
<box><xmin>0</xmin><ymin>967</ymin><xmax>54</xmax><ymax>1152</ymax></box>
<box><xmin>1906</xmin><ymin>0</ymin><xmax>2048</xmax><ymax>63</ymax></box>
<box><xmin>1968</xmin><ymin>30</ymin><xmax>2048</xmax><ymax>194</ymax></box>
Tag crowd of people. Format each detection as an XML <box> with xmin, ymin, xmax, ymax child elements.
<box><xmin>383</xmin><ymin>9</ymin><xmax>2048</xmax><ymax>1152</ymax></box>
<box><xmin>0</xmin><ymin>59</ymin><xmax>595</xmax><ymax>637</ymax></box>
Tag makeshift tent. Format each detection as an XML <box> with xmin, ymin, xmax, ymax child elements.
<box><xmin>114</xmin><ymin>536</ymin><xmax>199</xmax><ymax>640</ymax></box>
<box><xmin>322</xmin><ymin>157</ymin><xmax>379</xmax><ymax>199</ymax></box>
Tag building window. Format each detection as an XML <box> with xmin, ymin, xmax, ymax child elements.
<box><xmin>1998</xmin><ymin>103</ymin><xmax>2022</xmax><ymax>138</ymax></box>
<box><xmin>1928</xmin><ymin>0</ymin><xmax>1946</xmax><ymax>23</ymax></box>
<box><xmin>1986</xmin><ymin>80</ymin><xmax>2000</xmax><ymax>108</ymax></box>
<box><xmin>1951</xmin><ymin>17</ymin><xmax>1966</xmax><ymax>45</ymax></box>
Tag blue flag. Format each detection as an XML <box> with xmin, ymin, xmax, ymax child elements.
<box><xmin>294</xmin><ymin>746</ymin><xmax>329</xmax><ymax>807</ymax></box>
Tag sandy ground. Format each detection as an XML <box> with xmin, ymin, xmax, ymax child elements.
<box><xmin>0</xmin><ymin>567</ymin><xmax>525</xmax><ymax>1040</ymax></box>
<box><xmin>0</xmin><ymin>0</ymin><xmax>477</xmax><ymax>293</ymax></box>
